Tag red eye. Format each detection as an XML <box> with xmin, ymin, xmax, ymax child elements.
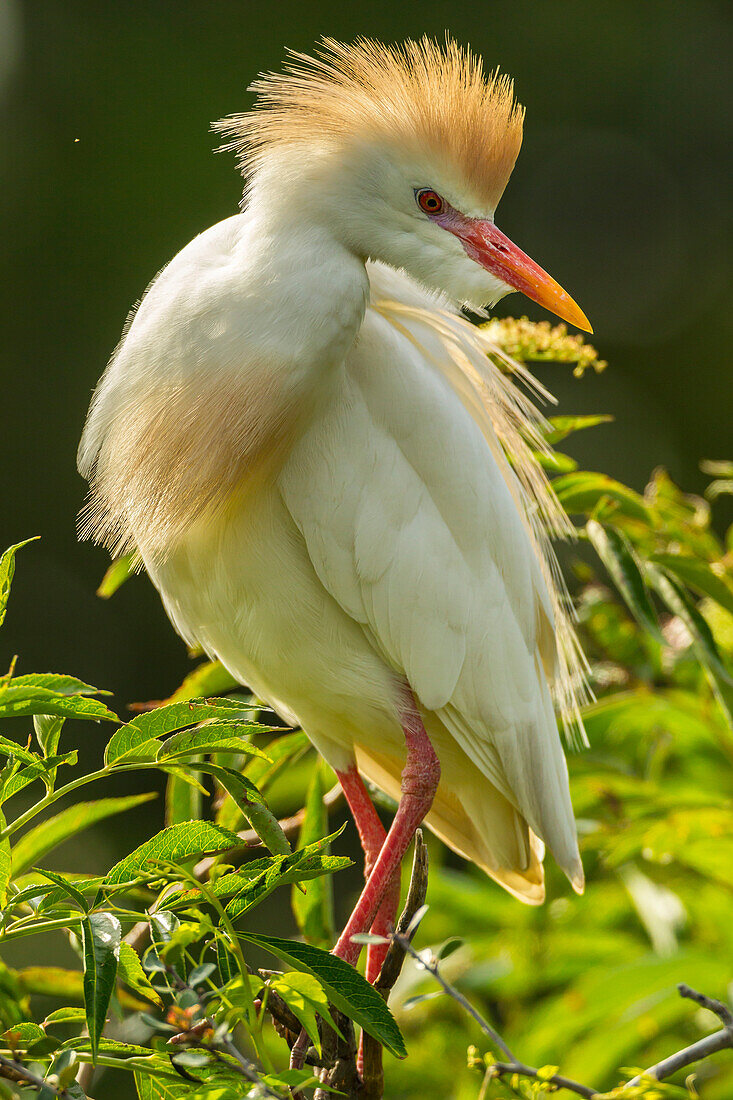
<box><xmin>416</xmin><ymin>188</ymin><xmax>444</xmax><ymax>215</ymax></box>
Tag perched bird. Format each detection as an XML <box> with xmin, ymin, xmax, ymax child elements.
<box><xmin>79</xmin><ymin>38</ymin><xmax>590</xmax><ymax>981</ymax></box>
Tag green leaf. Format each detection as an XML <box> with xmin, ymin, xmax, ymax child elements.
<box><xmin>118</xmin><ymin>941</ymin><xmax>163</xmax><ymax>1008</ymax></box>
<box><xmin>648</xmin><ymin>566</ymin><xmax>733</xmax><ymax>729</ymax></box>
<box><xmin>165</xmin><ymin>660</ymin><xmax>240</xmax><ymax>703</ymax></box>
<box><xmin>0</xmin><ymin>809</ymin><xmax>10</xmax><ymax>907</ymax></box>
<box><xmin>1</xmin><ymin>752</ymin><xmax>78</xmax><ymax>801</ymax></box>
<box><xmin>545</xmin><ymin>413</ymin><xmax>614</xmax><ymax>444</ymax></box>
<box><xmin>216</xmin><ymin>934</ymin><xmax>237</xmax><ymax>984</ymax></box>
<box><xmin>0</xmin><ymin>734</ymin><xmax>40</xmax><ymax>764</ymax></box>
<box><xmin>170</xmin><ymin>841</ymin><xmax>349</xmax><ymax>912</ymax></box>
<box><xmin>33</xmin><ymin>713</ymin><xmax>65</xmax><ymax>759</ymax></box>
<box><xmin>244</xmin><ymin>731</ymin><xmax>310</xmax><ymax>791</ymax></box>
<box><xmin>226</xmin><ymin>832</ymin><xmax>347</xmax><ymax>920</ymax></box>
<box><xmin>187</xmin><ymin>760</ymin><xmax>291</xmax><ymax>856</ymax></box>
<box><xmin>17</xmin><ymin>967</ymin><xmax>84</xmax><ymax>1001</ymax></box>
<box><xmin>2</xmin><ymin>1020</ymin><xmax>46</xmax><ymax>1047</ymax></box>
<box><xmin>0</xmin><ymin>684</ymin><xmax>117</xmax><ymax>722</ymax></box>
<box><xmin>553</xmin><ymin>471</ymin><xmax>651</xmax><ymax>521</ymax></box>
<box><xmin>134</xmin><ymin>1071</ymin><xmax>191</xmax><ymax>1098</ymax></box>
<box><xmin>97</xmin><ymin>551</ymin><xmax>137</xmax><ymax>598</ymax></box>
<box><xmin>104</xmin><ymin>698</ymin><xmax>258</xmax><ymax>765</ymax></box>
<box><xmin>12</xmin><ymin>792</ymin><xmax>157</xmax><ymax>876</ymax></box>
<box><xmin>649</xmin><ymin>552</ymin><xmax>733</xmax><ymax>617</ymax></box>
<box><xmin>9</xmin><ymin>673</ymin><xmax>105</xmax><ymax>697</ymax></box>
<box><xmin>36</xmin><ymin>869</ymin><xmax>89</xmax><ymax>912</ymax></box>
<box><xmin>44</xmin><ymin>1007</ymin><xmax>87</xmax><ymax>1025</ymax></box>
<box><xmin>270</xmin><ymin>971</ymin><xmax>342</xmax><ymax>1056</ymax></box>
<box><xmin>156</xmin><ymin>722</ymin><xmax>270</xmax><ymax>762</ymax></box>
<box><xmin>587</xmin><ymin>520</ymin><xmax>663</xmax><ymax>642</ymax></box>
<box><xmin>0</xmin><ymin>539</ymin><xmax>38</xmax><ymax>628</ymax></box>
<box><xmin>239</xmin><ymin>932</ymin><xmax>406</xmax><ymax>1058</ymax></box>
<box><xmin>97</xmin><ymin>821</ymin><xmax>242</xmax><ymax>901</ymax></box>
<box><xmin>292</xmin><ymin>762</ymin><xmax>333</xmax><ymax>947</ymax></box>
<box><xmin>165</xmin><ymin>770</ymin><xmax>202</xmax><ymax>827</ymax></box>
<box><xmin>81</xmin><ymin>911</ymin><xmax>121</xmax><ymax>1062</ymax></box>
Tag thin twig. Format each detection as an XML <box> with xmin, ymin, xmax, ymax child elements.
<box><xmin>626</xmin><ymin>984</ymin><xmax>733</xmax><ymax>1089</ymax></box>
<box><xmin>0</xmin><ymin>1053</ymin><xmax>72</xmax><ymax>1096</ymax></box>
<box><xmin>393</xmin><ymin>932</ymin><xmax>598</xmax><ymax>1099</ymax></box>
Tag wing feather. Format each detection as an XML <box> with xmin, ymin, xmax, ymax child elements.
<box><xmin>278</xmin><ymin>265</ymin><xmax>584</xmax><ymax>887</ymax></box>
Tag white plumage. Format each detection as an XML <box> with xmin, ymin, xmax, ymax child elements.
<box><xmin>79</xmin><ymin>39</ymin><xmax>590</xmax><ymax>920</ymax></box>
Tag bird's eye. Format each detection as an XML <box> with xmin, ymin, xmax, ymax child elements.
<box><xmin>415</xmin><ymin>188</ymin><xmax>444</xmax><ymax>216</ymax></box>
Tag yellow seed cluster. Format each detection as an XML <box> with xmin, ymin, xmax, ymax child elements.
<box><xmin>482</xmin><ymin>316</ymin><xmax>607</xmax><ymax>377</ymax></box>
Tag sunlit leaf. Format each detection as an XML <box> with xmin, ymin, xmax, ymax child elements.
<box><xmin>649</xmin><ymin>552</ymin><xmax>733</xmax><ymax>618</ymax></box>
<box><xmin>0</xmin><ymin>683</ymin><xmax>117</xmax><ymax>722</ymax></box>
<box><xmin>270</xmin><ymin>970</ymin><xmax>342</xmax><ymax>1055</ymax></box>
<box><xmin>156</xmin><ymin>722</ymin><xmax>270</xmax><ymax>762</ymax></box>
<box><xmin>239</xmin><ymin>932</ymin><xmax>406</xmax><ymax>1058</ymax></box>
<box><xmin>554</xmin><ymin>471</ymin><xmax>651</xmax><ymax>521</ymax></box>
<box><xmin>81</xmin><ymin>911</ymin><xmax>121</xmax><ymax>1062</ymax></box>
<box><xmin>104</xmin><ymin>698</ymin><xmax>258</xmax><ymax>765</ymax></box>
<box><xmin>0</xmin><ymin>809</ymin><xmax>10</xmax><ymax>907</ymax></box>
<box><xmin>118</xmin><ymin>941</ymin><xmax>163</xmax><ymax>1008</ymax></box>
<box><xmin>587</xmin><ymin>520</ymin><xmax>663</xmax><ymax>642</ymax></box>
<box><xmin>97</xmin><ymin>821</ymin><xmax>242</xmax><ymax>901</ymax></box>
<box><xmin>545</xmin><ymin>414</ymin><xmax>613</xmax><ymax>444</ymax></box>
<box><xmin>0</xmin><ymin>539</ymin><xmax>38</xmax><ymax>628</ymax></box>
<box><xmin>292</xmin><ymin>761</ymin><xmax>333</xmax><ymax>947</ymax></box>
<box><xmin>96</xmin><ymin>551</ymin><xmax>137</xmax><ymax>598</ymax></box>
<box><xmin>186</xmin><ymin>760</ymin><xmax>292</xmax><ymax>856</ymax></box>
<box><xmin>648</xmin><ymin>565</ymin><xmax>733</xmax><ymax>730</ymax></box>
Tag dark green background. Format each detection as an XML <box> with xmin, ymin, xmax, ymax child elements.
<box><xmin>2</xmin><ymin>0</ymin><xmax>731</xmax><ymax>705</ymax></box>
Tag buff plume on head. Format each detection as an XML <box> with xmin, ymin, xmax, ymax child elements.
<box><xmin>214</xmin><ymin>36</ymin><xmax>525</xmax><ymax>211</ymax></box>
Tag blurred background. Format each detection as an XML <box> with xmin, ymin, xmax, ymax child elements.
<box><xmin>1</xmin><ymin>0</ymin><xmax>731</xmax><ymax>710</ymax></box>
<box><xmin>1</xmin><ymin>3</ymin><xmax>732</xmax><ymax>1096</ymax></box>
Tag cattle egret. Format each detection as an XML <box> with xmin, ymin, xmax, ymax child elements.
<box><xmin>78</xmin><ymin>38</ymin><xmax>591</xmax><ymax>983</ymax></box>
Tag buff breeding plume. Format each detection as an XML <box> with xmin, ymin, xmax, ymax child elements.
<box><xmin>79</xmin><ymin>38</ymin><xmax>592</xmax><ymax>979</ymax></box>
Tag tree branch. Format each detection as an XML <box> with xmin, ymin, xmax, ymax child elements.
<box><xmin>0</xmin><ymin>1052</ymin><xmax>72</xmax><ymax>1096</ymax></box>
<box><xmin>626</xmin><ymin>983</ymin><xmax>733</xmax><ymax>1089</ymax></box>
<box><xmin>391</xmin><ymin>931</ymin><xmax>598</xmax><ymax>1098</ymax></box>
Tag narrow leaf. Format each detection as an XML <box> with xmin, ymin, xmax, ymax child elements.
<box><xmin>81</xmin><ymin>912</ymin><xmax>121</xmax><ymax>1062</ymax></box>
<box><xmin>0</xmin><ymin>539</ymin><xmax>38</xmax><ymax>628</ymax></box>
<box><xmin>118</xmin><ymin>941</ymin><xmax>163</xmax><ymax>1008</ymax></box>
<box><xmin>188</xmin><ymin>761</ymin><xmax>291</xmax><ymax>856</ymax></box>
<box><xmin>587</xmin><ymin>520</ymin><xmax>663</xmax><ymax>642</ymax></box>
<box><xmin>292</xmin><ymin>762</ymin><xmax>333</xmax><ymax>946</ymax></box>
<box><xmin>650</xmin><ymin>552</ymin><xmax>733</xmax><ymax>617</ymax></box>
<box><xmin>239</xmin><ymin>932</ymin><xmax>406</xmax><ymax>1058</ymax></box>
<box><xmin>12</xmin><ymin>792</ymin><xmax>157</xmax><ymax>876</ymax></box>
<box><xmin>156</xmin><ymin>724</ymin><xmax>270</xmax><ymax>761</ymax></box>
<box><xmin>165</xmin><ymin>770</ymin><xmax>202</xmax><ymax>827</ymax></box>
<box><xmin>97</xmin><ymin>552</ymin><xmax>137</xmax><ymax>598</ymax></box>
<box><xmin>0</xmin><ymin>684</ymin><xmax>117</xmax><ymax>722</ymax></box>
<box><xmin>648</xmin><ymin>565</ymin><xmax>733</xmax><ymax>730</ymax></box>
<box><xmin>0</xmin><ymin>809</ymin><xmax>10</xmax><ymax>907</ymax></box>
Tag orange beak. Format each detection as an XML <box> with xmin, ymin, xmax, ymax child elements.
<box><xmin>448</xmin><ymin>218</ymin><xmax>592</xmax><ymax>333</ymax></box>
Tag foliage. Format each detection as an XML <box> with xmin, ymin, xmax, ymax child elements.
<box><xmin>1</xmin><ymin>324</ymin><xmax>732</xmax><ymax>1098</ymax></box>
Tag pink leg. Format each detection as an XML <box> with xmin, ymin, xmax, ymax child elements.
<box><xmin>336</xmin><ymin>766</ymin><xmax>401</xmax><ymax>983</ymax></box>
<box><xmin>333</xmin><ymin>696</ymin><xmax>440</xmax><ymax>967</ymax></box>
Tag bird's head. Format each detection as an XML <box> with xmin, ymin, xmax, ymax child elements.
<box><xmin>215</xmin><ymin>37</ymin><xmax>590</xmax><ymax>331</ymax></box>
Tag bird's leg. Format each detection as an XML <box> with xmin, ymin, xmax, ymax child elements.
<box><xmin>333</xmin><ymin>695</ymin><xmax>440</xmax><ymax>967</ymax></box>
<box><xmin>336</xmin><ymin>765</ymin><xmax>401</xmax><ymax>983</ymax></box>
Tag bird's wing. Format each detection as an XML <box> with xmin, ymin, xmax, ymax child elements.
<box><xmin>278</xmin><ymin>265</ymin><xmax>583</xmax><ymax>886</ymax></box>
